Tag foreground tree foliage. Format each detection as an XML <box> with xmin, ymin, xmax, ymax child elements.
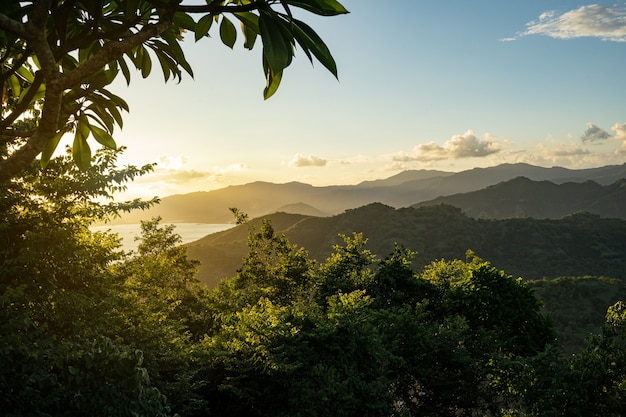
<box><xmin>1</xmin><ymin>151</ymin><xmax>626</xmax><ymax>416</ymax></box>
<box><xmin>0</xmin><ymin>0</ymin><xmax>348</xmax><ymax>180</ymax></box>
<box><xmin>0</xmin><ymin>149</ymin><xmax>168</xmax><ymax>415</ymax></box>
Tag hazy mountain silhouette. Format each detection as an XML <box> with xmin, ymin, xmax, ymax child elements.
<box><xmin>412</xmin><ymin>177</ymin><xmax>626</xmax><ymax>219</ymax></box>
<box><xmin>186</xmin><ymin>204</ymin><xmax>626</xmax><ymax>288</ymax></box>
<box><xmin>355</xmin><ymin>169</ymin><xmax>453</xmax><ymax>187</ymax></box>
<box><xmin>110</xmin><ymin>162</ymin><xmax>626</xmax><ymax>224</ymax></box>
<box><xmin>273</xmin><ymin>202</ymin><xmax>331</xmax><ymax>217</ymax></box>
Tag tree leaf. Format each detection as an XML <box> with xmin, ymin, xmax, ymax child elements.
<box><xmin>159</xmin><ymin>30</ymin><xmax>193</xmax><ymax>78</ymax></box>
<box><xmin>153</xmin><ymin>48</ymin><xmax>174</xmax><ymax>81</ymax></box>
<box><xmin>173</xmin><ymin>11</ymin><xmax>196</xmax><ymax>32</ymax></box>
<box><xmin>234</xmin><ymin>12</ymin><xmax>260</xmax><ymax>33</ymax></box>
<box><xmin>77</xmin><ymin>113</ymin><xmax>91</xmax><ymax>140</ymax></box>
<box><xmin>116</xmin><ymin>56</ymin><xmax>131</xmax><ymax>85</ymax></box>
<box><xmin>259</xmin><ymin>12</ymin><xmax>292</xmax><ymax>76</ymax></box>
<box><xmin>241</xmin><ymin>24</ymin><xmax>258</xmax><ymax>50</ymax></box>
<box><xmin>101</xmin><ymin>99</ymin><xmax>124</xmax><ymax>129</ymax></box>
<box><xmin>16</xmin><ymin>65</ymin><xmax>35</xmax><ymax>83</ymax></box>
<box><xmin>73</xmin><ymin>128</ymin><xmax>92</xmax><ymax>171</ymax></box>
<box><xmin>6</xmin><ymin>73</ymin><xmax>21</xmax><ymax>97</ymax></box>
<box><xmin>90</xmin><ymin>125</ymin><xmax>117</xmax><ymax>150</ymax></box>
<box><xmin>234</xmin><ymin>12</ymin><xmax>259</xmax><ymax>50</ymax></box>
<box><xmin>286</xmin><ymin>0</ymin><xmax>349</xmax><ymax>16</ymax></box>
<box><xmin>138</xmin><ymin>47</ymin><xmax>152</xmax><ymax>78</ymax></box>
<box><xmin>220</xmin><ymin>16</ymin><xmax>237</xmax><ymax>49</ymax></box>
<box><xmin>40</xmin><ymin>130</ymin><xmax>65</xmax><ymax>169</ymax></box>
<box><xmin>292</xmin><ymin>18</ymin><xmax>338</xmax><ymax>78</ymax></box>
<box><xmin>18</xmin><ymin>82</ymin><xmax>45</xmax><ymax>105</ymax></box>
<box><xmin>263</xmin><ymin>57</ymin><xmax>283</xmax><ymax>100</ymax></box>
<box><xmin>86</xmin><ymin>105</ymin><xmax>114</xmax><ymax>132</ymax></box>
<box><xmin>195</xmin><ymin>14</ymin><xmax>214</xmax><ymax>41</ymax></box>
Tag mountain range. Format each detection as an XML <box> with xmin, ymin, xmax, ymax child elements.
<box><xmin>111</xmin><ymin>162</ymin><xmax>626</xmax><ymax>224</ymax></box>
<box><xmin>412</xmin><ymin>176</ymin><xmax>626</xmax><ymax>219</ymax></box>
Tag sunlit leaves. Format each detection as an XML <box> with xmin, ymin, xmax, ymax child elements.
<box><xmin>5</xmin><ymin>72</ymin><xmax>21</xmax><ymax>97</ymax></box>
<box><xmin>0</xmin><ymin>148</ymin><xmax>164</xmax><ymax>415</ymax></box>
<box><xmin>73</xmin><ymin>114</ymin><xmax>92</xmax><ymax>170</ymax></box>
<box><xmin>40</xmin><ymin>130</ymin><xmax>66</xmax><ymax>169</ymax></box>
<box><xmin>263</xmin><ymin>56</ymin><xmax>283</xmax><ymax>100</ymax></box>
<box><xmin>90</xmin><ymin>125</ymin><xmax>117</xmax><ymax>150</ymax></box>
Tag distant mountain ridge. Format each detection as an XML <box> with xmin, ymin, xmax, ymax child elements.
<box><xmin>412</xmin><ymin>177</ymin><xmax>626</xmax><ymax>219</ymax></box>
<box><xmin>110</xmin><ymin>162</ymin><xmax>626</xmax><ymax>224</ymax></box>
<box><xmin>186</xmin><ymin>203</ymin><xmax>626</xmax><ymax>288</ymax></box>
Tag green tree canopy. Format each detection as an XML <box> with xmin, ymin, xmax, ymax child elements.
<box><xmin>0</xmin><ymin>0</ymin><xmax>348</xmax><ymax>180</ymax></box>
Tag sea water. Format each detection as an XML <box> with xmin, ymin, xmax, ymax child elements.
<box><xmin>90</xmin><ymin>223</ymin><xmax>235</xmax><ymax>252</ymax></box>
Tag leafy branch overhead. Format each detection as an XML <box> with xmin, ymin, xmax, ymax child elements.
<box><xmin>0</xmin><ymin>0</ymin><xmax>348</xmax><ymax>179</ymax></box>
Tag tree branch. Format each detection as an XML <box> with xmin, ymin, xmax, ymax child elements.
<box><xmin>0</xmin><ymin>81</ymin><xmax>63</xmax><ymax>182</ymax></box>
<box><xmin>0</xmin><ymin>13</ymin><xmax>27</xmax><ymax>38</ymax></box>
<box><xmin>177</xmin><ymin>1</ymin><xmax>270</xmax><ymax>14</ymax></box>
<box><xmin>0</xmin><ymin>71</ymin><xmax>44</xmax><ymax>131</ymax></box>
<box><xmin>0</xmin><ymin>3</ymin><xmax>177</xmax><ymax>181</ymax></box>
<box><xmin>58</xmin><ymin>17</ymin><xmax>175</xmax><ymax>89</ymax></box>
<box><xmin>0</xmin><ymin>2</ymin><xmax>64</xmax><ymax>181</ymax></box>
<box><xmin>0</xmin><ymin>128</ymin><xmax>35</xmax><ymax>138</ymax></box>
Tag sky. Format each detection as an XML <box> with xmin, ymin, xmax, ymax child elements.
<box><xmin>90</xmin><ymin>1</ymin><xmax>626</xmax><ymax>199</ymax></box>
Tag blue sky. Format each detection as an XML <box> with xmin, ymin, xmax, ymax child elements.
<box><xmin>103</xmin><ymin>1</ymin><xmax>626</xmax><ymax>198</ymax></box>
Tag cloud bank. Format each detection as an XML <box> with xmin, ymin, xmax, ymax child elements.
<box><xmin>289</xmin><ymin>153</ymin><xmax>328</xmax><ymax>167</ymax></box>
<box><xmin>133</xmin><ymin>156</ymin><xmax>248</xmax><ymax>189</ymax></box>
<box><xmin>504</xmin><ymin>4</ymin><xmax>626</xmax><ymax>42</ymax></box>
<box><xmin>394</xmin><ymin>130</ymin><xmax>501</xmax><ymax>162</ymax></box>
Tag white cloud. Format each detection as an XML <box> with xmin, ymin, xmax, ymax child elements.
<box><xmin>134</xmin><ymin>156</ymin><xmax>249</xmax><ymax>186</ymax></box>
<box><xmin>504</xmin><ymin>4</ymin><xmax>626</xmax><ymax>42</ymax></box>
<box><xmin>393</xmin><ymin>130</ymin><xmax>501</xmax><ymax>162</ymax></box>
<box><xmin>612</xmin><ymin>122</ymin><xmax>626</xmax><ymax>141</ymax></box>
<box><xmin>520</xmin><ymin>140</ymin><xmax>626</xmax><ymax>168</ymax></box>
<box><xmin>157</xmin><ymin>155</ymin><xmax>188</xmax><ymax>171</ymax></box>
<box><xmin>541</xmin><ymin>143</ymin><xmax>590</xmax><ymax>157</ymax></box>
<box><xmin>216</xmin><ymin>163</ymin><xmax>247</xmax><ymax>174</ymax></box>
<box><xmin>612</xmin><ymin>123</ymin><xmax>626</xmax><ymax>154</ymax></box>
<box><xmin>150</xmin><ymin>156</ymin><xmax>208</xmax><ymax>184</ymax></box>
<box><xmin>288</xmin><ymin>153</ymin><xmax>328</xmax><ymax>167</ymax></box>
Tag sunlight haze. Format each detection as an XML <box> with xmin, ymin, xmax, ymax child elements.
<box><xmin>83</xmin><ymin>0</ymin><xmax>626</xmax><ymax>199</ymax></box>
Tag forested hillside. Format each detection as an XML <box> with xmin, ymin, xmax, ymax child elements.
<box><xmin>529</xmin><ymin>276</ymin><xmax>626</xmax><ymax>353</ymax></box>
<box><xmin>186</xmin><ymin>203</ymin><xmax>626</xmax><ymax>288</ymax></box>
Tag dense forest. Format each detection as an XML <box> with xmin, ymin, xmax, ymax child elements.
<box><xmin>186</xmin><ymin>203</ymin><xmax>626</xmax><ymax>287</ymax></box>
<box><xmin>2</xmin><ymin>149</ymin><xmax>626</xmax><ymax>416</ymax></box>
